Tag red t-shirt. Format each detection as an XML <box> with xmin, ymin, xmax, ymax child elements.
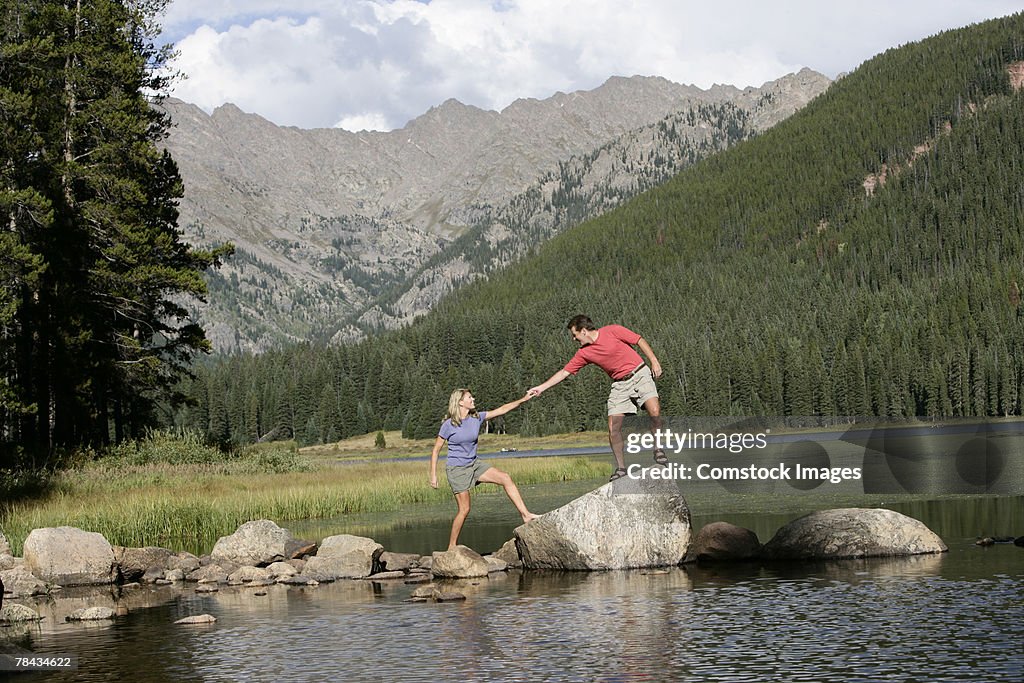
<box><xmin>563</xmin><ymin>325</ymin><xmax>644</xmax><ymax>380</ymax></box>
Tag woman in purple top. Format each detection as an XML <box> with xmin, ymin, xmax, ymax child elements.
<box><xmin>430</xmin><ymin>388</ymin><xmax>540</xmax><ymax>550</ymax></box>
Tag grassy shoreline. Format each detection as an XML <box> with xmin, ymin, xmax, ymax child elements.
<box><xmin>0</xmin><ymin>450</ymin><xmax>609</xmax><ymax>557</ymax></box>
<box><xmin>10</xmin><ymin>420</ymin><xmax>1012</xmax><ymax>557</ymax></box>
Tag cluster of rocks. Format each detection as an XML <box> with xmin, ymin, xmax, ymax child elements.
<box><xmin>683</xmin><ymin>508</ymin><xmax>951</xmax><ymax>564</ymax></box>
<box><xmin>509</xmin><ymin>476</ymin><xmax>953</xmax><ymax>568</ymax></box>
<box><xmin>975</xmin><ymin>535</ymin><xmax>1024</xmax><ymax>547</ymax></box>
<box><xmin>3</xmin><ymin>474</ymin><xmax>985</xmax><ymax>626</ymax></box>
<box><xmin>0</xmin><ymin>520</ymin><xmax>514</xmax><ymax>624</ymax></box>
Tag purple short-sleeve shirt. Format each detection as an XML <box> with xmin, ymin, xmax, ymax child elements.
<box><xmin>438</xmin><ymin>411</ymin><xmax>488</xmax><ymax>466</ymax></box>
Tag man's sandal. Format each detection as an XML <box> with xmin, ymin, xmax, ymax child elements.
<box><xmin>653</xmin><ymin>449</ymin><xmax>668</xmax><ymax>466</ymax></box>
<box><xmin>609</xmin><ymin>467</ymin><xmax>627</xmax><ymax>482</ymax></box>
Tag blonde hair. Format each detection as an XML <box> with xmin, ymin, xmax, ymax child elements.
<box><xmin>446</xmin><ymin>388</ymin><xmax>477</xmax><ymax>427</ymax></box>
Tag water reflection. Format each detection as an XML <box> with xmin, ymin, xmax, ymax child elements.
<box><xmin>686</xmin><ymin>552</ymin><xmax>946</xmax><ymax>586</ymax></box>
<box><xmin>4</xmin><ymin>497</ymin><xmax>1023</xmax><ymax>682</ymax></box>
<box><xmin>7</xmin><ymin>550</ymin><xmax>1024</xmax><ymax>683</ymax></box>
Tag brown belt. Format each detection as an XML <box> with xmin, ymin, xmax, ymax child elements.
<box><xmin>617</xmin><ymin>364</ymin><xmax>646</xmax><ymax>382</ymax></box>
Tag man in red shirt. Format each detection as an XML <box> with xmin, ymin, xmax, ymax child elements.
<box><xmin>528</xmin><ymin>315</ymin><xmax>665</xmax><ymax>481</ymax></box>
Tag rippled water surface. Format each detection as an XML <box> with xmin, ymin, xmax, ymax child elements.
<box><xmin>5</xmin><ymin>496</ymin><xmax>1024</xmax><ymax>682</ymax></box>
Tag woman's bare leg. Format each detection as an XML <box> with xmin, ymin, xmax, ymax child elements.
<box><xmin>478</xmin><ymin>467</ymin><xmax>540</xmax><ymax>523</ymax></box>
<box><xmin>449</xmin><ymin>491</ymin><xmax>471</xmax><ymax>549</ymax></box>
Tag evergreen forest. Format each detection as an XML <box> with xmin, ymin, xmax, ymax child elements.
<box><xmin>0</xmin><ymin>0</ymin><xmax>231</xmax><ymax>464</ymax></box>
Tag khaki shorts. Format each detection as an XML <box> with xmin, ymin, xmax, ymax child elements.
<box><xmin>447</xmin><ymin>459</ymin><xmax>493</xmax><ymax>493</ymax></box>
<box><xmin>607</xmin><ymin>365</ymin><xmax>659</xmax><ymax>415</ymax></box>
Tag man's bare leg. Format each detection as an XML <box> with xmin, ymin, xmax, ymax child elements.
<box><xmin>608</xmin><ymin>413</ymin><xmax>626</xmax><ymax>470</ymax></box>
<box><xmin>643</xmin><ymin>396</ymin><xmax>662</xmax><ymax>428</ymax></box>
<box><xmin>643</xmin><ymin>396</ymin><xmax>666</xmax><ymax>463</ymax></box>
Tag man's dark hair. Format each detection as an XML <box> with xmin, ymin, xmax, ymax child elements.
<box><xmin>567</xmin><ymin>315</ymin><xmax>597</xmax><ymax>332</ymax></box>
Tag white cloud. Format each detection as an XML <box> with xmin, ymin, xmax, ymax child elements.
<box><xmin>336</xmin><ymin>111</ymin><xmax>392</xmax><ymax>131</ymax></box>
<box><xmin>161</xmin><ymin>0</ymin><xmax>1024</xmax><ymax>130</ymax></box>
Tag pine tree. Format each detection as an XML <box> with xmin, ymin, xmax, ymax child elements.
<box><xmin>0</xmin><ymin>0</ymin><xmax>231</xmax><ymax>458</ymax></box>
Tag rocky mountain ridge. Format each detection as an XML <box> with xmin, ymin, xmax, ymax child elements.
<box><xmin>161</xmin><ymin>69</ymin><xmax>831</xmax><ymax>351</ymax></box>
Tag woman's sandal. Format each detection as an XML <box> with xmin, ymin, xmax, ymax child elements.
<box><xmin>653</xmin><ymin>449</ymin><xmax>668</xmax><ymax>466</ymax></box>
<box><xmin>609</xmin><ymin>467</ymin><xmax>628</xmax><ymax>482</ymax></box>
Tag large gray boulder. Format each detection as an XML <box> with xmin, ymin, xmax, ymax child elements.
<box><xmin>303</xmin><ymin>534</ymin><xmax>382</xmax><ymax>580</ymax></box>
<box><xmin>763</xmin><ymin>508</ymin><xmax>948</xmax><ymax>560</ymax></box>
<box><xmin>431</xmin><ymin>546</ymin><xmax>489</xmax><ymax>578</ymax></box>
<box><xmin>685</xmin><ymin>522</ymin><xmax>762</xmax><ymax>563</ymax></box>
<box><xmin>23</xmin><ymin>527</ymin><xmax>117</xmax><ymax>585</ymax></box>
<box><xmin>211</xmin><ymin>520</ymin><xmax>310</xmax><ymax>567</ymax></box>
<box><xmin>514</xmin><ymin>473</ymin><xmax>691</xmax><ymax>570</ymax></box>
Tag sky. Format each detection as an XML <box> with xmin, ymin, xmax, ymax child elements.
<box><xmin>159</xmin><ymin>1</ymin><xmax>1023</xmax><ymax>132</ymax></box>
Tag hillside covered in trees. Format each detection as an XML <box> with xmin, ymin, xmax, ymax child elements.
<box><xmin>178</xmin><ymin>14</ymin><xmax>1024</xmax><ymax>446</ymax></box>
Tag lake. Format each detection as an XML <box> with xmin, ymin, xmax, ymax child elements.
<box><xmin>3</xmin><ymin>483</ymin><xmax>1022</xmax><ymax>682</ymax></box>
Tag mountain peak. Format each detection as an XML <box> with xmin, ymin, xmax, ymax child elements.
<box><xmin>161</xmin><ymin>70</ymin><xmax>830</xmax><ymax>352</ymax></box>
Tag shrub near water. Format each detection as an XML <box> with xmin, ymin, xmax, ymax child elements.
<box><xmin>105</xmin><ymin>428</ymin><xmax>306</xmax><ymax>472</ymax></box>
<box><xmin>108</xmin><ymin>428</ymin><xmax>224</xmax><ymax>465</ymax></box>
<box><xmin>0</xmin><ymin>431</ymin><xmax>606</xmax><ymax>555</ymax></box>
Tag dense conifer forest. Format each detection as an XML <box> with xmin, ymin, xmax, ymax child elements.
<box><xmin>0</xmin><ymin>0</ymin><xmax>231</xmax><ymax>464</ymax></box>
<box><xmin>175</xmin><ymin>14</ymin><xmax>1024</xmax><ymax>446</ymax></box>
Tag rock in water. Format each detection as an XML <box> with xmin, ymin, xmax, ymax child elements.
<box><xmin>379</xmin><ymin>551</ymin><xmax>421</xmax><ymax>572</ymax></box>
<box><xmin>66</xmin><ymin>607</ymin><xmax>116</xmax><ymax>621</ymax></box>
<box><xmin>431</xmin><ymin>546</ymin><xmax>489</xmax><ymax>578</ymax></box>
<box><xmin>685</xmin><ymin>521</ymin><xmax>762</xmax><ymax>563</ymax></box>
<box><xmin>114</xmin><ymin>546</ymin><xmax>176</xmax><ymax>583</ymax></box>
<box><xmin>211</xmin><ymin>520</ymin><xmax>310</xmax><ymax>567</ymax></box>
<box><xmin>303</xmin><ymin>534</ymin><xmax>383</xmax><ymax>580</ymax></box>
<box><xmin>0</xmin><ymin>603</ymin><xmax>43</xmax><ymax>623</ymax></box>
<box><xmin>227</xmin><ymin>566</ymin><xmax>272</xmax><ymax>585</ymax></box>
<box><xmin>491</xmin><ymin>539</ymin><xmax>521</xmax><ymax>567</ymax></box>
<box><xmin>175</xmin><ymin>614</ymin><xmax>216</xmax><ymax>625</ymax></box>
<box><xmin>513</xmin><ymin>473</ymin><xmax>691</xmax><ymax>570</ymax></box>
<box><xmin>763</xmin><ymin>508</ymin><xmax>948</xmax><ymax>560</ymax></box>
<box><xmin>0</xmin><ymin>566</ymin><xmax>49</xmax><ymax>597</ymax></box>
